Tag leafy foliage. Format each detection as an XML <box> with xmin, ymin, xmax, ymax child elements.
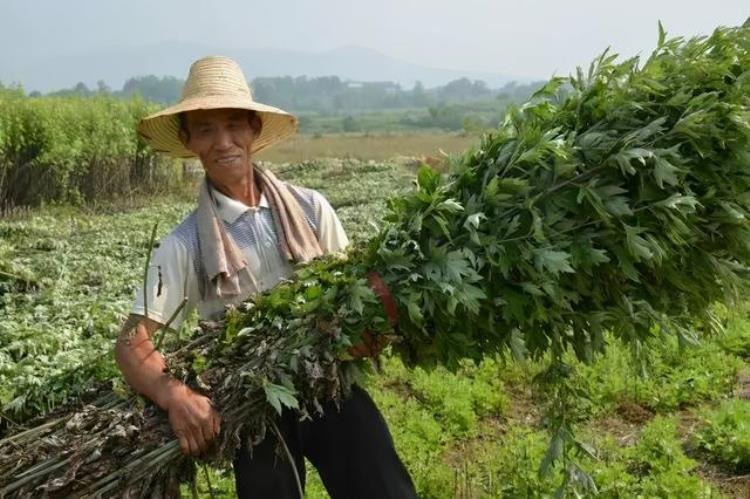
<box><xmin>376</xmin><ymin>25</ymin><xmax>750</xmax><ymax>369</ymax></box>
<box><xmin>379</xmin><ymin>356</ymin><xmax>509</xmax><ymax>437</ymax></box>
<box><xmin>589</xmin><ymin>416</ymin><xmax>710</xmax><ymax>498</ymax></box>
<box><xmin>693</xmin><ymin>399</ymin><xmax>750</xmax><ymax>471</ymax></box>
<box><xmin>0</xmin><ymin>89</ymin><xmax>181</xmax><ymax>206</ymax></box>
<box><xmin>575</xmin><ymin>333</ymin><xmax>743</xmax><ymax>413</ymax></box>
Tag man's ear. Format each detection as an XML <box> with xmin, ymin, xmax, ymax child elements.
<box><xmin>248</xmin><ymin>112</ymin><xmax>263</xmax><ymax>139</ymax></box>
<box><xmin>178</xmin><ymin>129</ymin><xmax>190</xmax><ymax>149</ymax></box>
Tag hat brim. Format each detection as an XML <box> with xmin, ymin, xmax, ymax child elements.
<box><xmin>137</xmin><ymin>96</ymin><xmax>298</xmax><ymax>159</ymax></box>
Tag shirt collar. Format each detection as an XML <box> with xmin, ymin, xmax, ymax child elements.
<box><xmin>210</xmin><ymin>186</ymin><xmax>269</xmax><ymax>224</ymax></box>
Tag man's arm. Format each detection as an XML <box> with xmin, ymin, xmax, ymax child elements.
<box><xmin>313</xmin><ymin>190</ymin><xmax>350</xmax><ymax>253</ymax></box>
<box><xmin>115</xmin><ymin>314</ymin><xmax>220</xmax><ymax>456</ymax></box>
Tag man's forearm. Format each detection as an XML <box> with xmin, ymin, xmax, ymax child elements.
<box><xmin>115</xmin><ymin>314</ymin><xmax>221</xmax><ymax>456</ymax></box>
<box><xmin>115</xmin><ymin>315</ymin><xmax>182</xmax><ymax>410</ymax></box>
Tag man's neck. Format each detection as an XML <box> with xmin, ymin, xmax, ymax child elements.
<box><xmin>209</xmin><ymin>163</ymin><xmax>261</xmax><ymax>207</ymax></box>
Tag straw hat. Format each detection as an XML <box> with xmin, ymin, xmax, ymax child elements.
<box><xmin>137</xmin><ymin>56</ymin><xmax>298</xmax><ymax>158</ymax></box>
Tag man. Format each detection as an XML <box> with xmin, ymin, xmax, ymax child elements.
<box><xmin>115</xmin><ymin>56</ymin><xmax>416</xmax><ymax>498</ymax></box>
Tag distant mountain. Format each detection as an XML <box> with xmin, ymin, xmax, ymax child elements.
<box><xmin>1</xmin><ymin>42</ymin><xmax>521</xmax><ymax>93</ymax></box>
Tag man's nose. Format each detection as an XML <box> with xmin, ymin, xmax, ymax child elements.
<box><xmin>215</xmin><ymin>128</ymin><xmax>233</xmax><ymax>150</ymax></box>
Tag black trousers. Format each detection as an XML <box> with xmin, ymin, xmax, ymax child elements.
<box><xmin>233</xmin><ymin>384</ymin><xmax>417</xmax><ymax>499</ymax></box>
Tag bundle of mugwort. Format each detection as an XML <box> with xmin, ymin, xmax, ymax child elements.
<box><xmin>2</xmin><ymin>23</ymin><xmax>750</xmax><ymax>498</ymax></box>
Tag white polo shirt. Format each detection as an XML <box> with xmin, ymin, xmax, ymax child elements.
<box><xmin>131</xmin><ymin>184</ymin><xmax>349</xmax><ymax>330</ymax></box>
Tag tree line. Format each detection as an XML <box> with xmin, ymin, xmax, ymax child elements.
<box><xmin>32</xmin><ymin>75</ymin><xmax>543</xmax><ymax>113</ymax></box>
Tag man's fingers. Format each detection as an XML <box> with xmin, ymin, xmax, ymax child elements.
<box><xmin>348</xmin><ymin>343</ymin><xmax>367</xmax><ymax>358</ymax></box>
<box><xmin>167</xmin><ymin>391</ymin><xmax>220</xmax><ymax>456</ymax></box>
<box><xmin>201</xmin><ymin>417</ymin><xmax>216</xmax><ymax>448</ymax></box>
<box><xmin>187</xmin><ymin>433</ymin><xmax>203</xmax><ymax>456</ymax></box>
<box><xmin>347</xmin><ymin>330</ymin><xmax>386</xmax><ymax>358</ymax></box>
<box><xmin>366</xmin><ymin>331</ymin><xmax>388</xmax><ymax>356</ymax></box>
<box><xmin>211</xmin><ymin>411</ymin><xmax>221</xmax><ymax>438</ymax></box>
<box><xmin>177</xmin><ymin>432</ymin><xmax>190</xmax><ymax>455</ymax></box>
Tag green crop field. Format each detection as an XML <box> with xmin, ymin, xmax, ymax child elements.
<box><xmin>3</xmin><ymin>158</ymin><xmax>750</xmax><ymax>497</ymax></box>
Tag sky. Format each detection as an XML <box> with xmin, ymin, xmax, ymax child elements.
<box><xmin>1</xmin><ymin>0</ymin><xmax>748</xmax><ymax>83</ymax></box>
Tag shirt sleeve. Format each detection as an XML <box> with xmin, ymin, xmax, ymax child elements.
<box><xmin>131</xmin><ymin>234</ymin><xmax>194</xmax><ymax>331</ymax></box>
<box><xmin>313</xmin><ymin>191</ymin><xmax>350</xmax><ymax>254</ymax></box>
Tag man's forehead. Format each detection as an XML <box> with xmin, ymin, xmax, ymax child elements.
<box><xmin>186</xmin><ymin>108</ymin><xmax>248</xmax><ymax>125</ymax></box>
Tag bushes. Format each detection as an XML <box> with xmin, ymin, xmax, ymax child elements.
<box><xmin>625</xmin><ymin>416</ymin><xmax>706</xmax><ymax>497</ymax></box>
<box><xmin>575</xmin><ymin>334</ymin><xmax>743</xmax><ymax>414</ymax></box>
<box><xmin>693</xmin><ymin>400</ymin><xmax>750</xmax><ymax>471</ymax></box>
<box><xmin>582</xmin><ymin>416</ymin><xmax>711</xmax><ymax>498</ymax></box>
<box><xmin>379</xmin><ymin>356</ymin><xmax>509</xmax><ymax>437</ymax></box>
<box><xmin>0</xmin><ymin>88</ymin><xmax>181</xmax><ymax>207</ymax></box>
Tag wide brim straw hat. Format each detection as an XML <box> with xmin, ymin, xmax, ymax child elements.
<box><xmin>138</xmin><ymin>56</ymin><xmax>298</xmax><ymax>159</ymax></box>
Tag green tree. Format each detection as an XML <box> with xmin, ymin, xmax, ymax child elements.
<box><xmin>341</xmin><ymin>115</ymin><xmax>360</xmax><ymax>132</ymax></box>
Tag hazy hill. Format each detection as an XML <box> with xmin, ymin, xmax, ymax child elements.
<box><xmin>2</xmin><ymin>42</ymin><xmax>519</xmax><ymax>93</ymax></box>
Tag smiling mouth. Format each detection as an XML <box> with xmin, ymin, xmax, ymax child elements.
<box><xmin>216</xmin><ymin>156</ymin><xmax>240</xmax><ymax>165</ymax></box>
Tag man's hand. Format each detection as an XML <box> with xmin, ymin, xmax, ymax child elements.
<box><xmin>115</xmin><ymin>315</ymin><xmax>221</xmax><ymax>456</ymax></box>
<box><xmin>348</xmin><ymin>330</ymin><xmax>389</xmax><ymax>359</ymax></box>
<box><xmin>164</xmin><ymin>384</ymin><xmax>221</xmax><ymax>456</ymax></box>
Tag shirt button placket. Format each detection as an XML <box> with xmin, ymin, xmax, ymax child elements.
<box><xmin>248</xmin><ymin>209</ymin><xmax>264</xmax><ymax>289</ymax></box>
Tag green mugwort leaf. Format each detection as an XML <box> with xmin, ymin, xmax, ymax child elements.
<box><xmin>263</xmin><ymin>383</ymin><xmax>299</xmax><ymax>416</ymax></box>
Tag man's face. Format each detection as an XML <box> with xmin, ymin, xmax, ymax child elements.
<box><xmin>181</xmin><ymin>108</ymin><xmax>256</xmax><ymax>187</ymax></box>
